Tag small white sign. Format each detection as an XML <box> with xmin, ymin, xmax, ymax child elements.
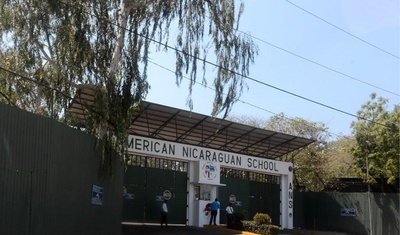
<box><xmin>163</xmin><ymin>190</ymin><xmax>172</xmax><ymax>200</ymax></box>
<box><xmin>229</xmin><ymin>195</ymin><xmax>236</xmax><ymax>204</ymax></box>
<box><xmin>91</xmin><ymin>185</ymin><xmax>104</xmax><ymax>206</ymax></box>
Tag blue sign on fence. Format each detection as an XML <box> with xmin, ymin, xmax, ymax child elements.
<box><xmin>340</xmin><ymin>208</ymin><xmax>356</xmax><ymax>216</ymax></box>
<box><xmin>91</xmin><ymin>184</ymin><xmax>104</xmax><ymax>205</ymax></box>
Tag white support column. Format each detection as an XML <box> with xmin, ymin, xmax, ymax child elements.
<box><xmin>288</xmin><ymin>171</ymin><xmax>294</xmax><ymax>229</ymax></box>
<box><xmin>188</xmin><ymin>161</ymin><xmax>197</xmax><ymax>226</ymax></box>
<box><xmin>280</xmin><ymin>168</ymin><xmax>294</xmax><ymax>229</ymax></box>
<box><xmin>280</xmin><ymin>175</ymin><xmax>288</xmax><ymax>229</ymax></box>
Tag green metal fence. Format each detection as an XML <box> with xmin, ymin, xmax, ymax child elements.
<box><xmin>123</xmin><ymin>165</ymin><xmax>188</xmax><ymax>224</ymax></box>
<box><xmin>0</xmin><ymin>103</ymin><xmax>124</xmax><ymax>235</ymax></box>
<box><xmin>294</xmin><ymin>192</ymin><xmax>399</xmax><ymax>235</ymax></box>
<box><xmin>219</xmin><ymin>177</ymin><xmax>280</xmax><ymax>226</ymax></box>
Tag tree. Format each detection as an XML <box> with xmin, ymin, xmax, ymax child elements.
<box><xmin>267</xmin><ymin>114</ymin><xmax>332</xmax><ymax>191</ymax></box>
<box><xmin>0</xmin><ymin>1</ymin><xmax>257</xmax><ymax>162</ymax></box>
<box><xmin>324</xmin><ymin>136</ymin><xmax>357</xmax><ymax>178</ymax></box>
<box><xmin>351</xmin><ymin>93</ymin><xmax>400</xmax><ymax>186</ymax></box>
<box><xmin>230</xmin><ymin>113</ymin><xmax>336</xmax><ymax>191</ymax></box>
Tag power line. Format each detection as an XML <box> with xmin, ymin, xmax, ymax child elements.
<box><xmin>0</xmin><ymin>66</ymin><xmax>100</xmax><ymax>121</ymax></box>
<box><xmin>0</xmin><ymin>66</ymin><xmax>68</xmax><ymax>98</ymax></box>
<box><xmin>60</xmin><ymin>1</ymin><xmax>396</xmax><ymax>129</ymax></box>
<box><xmin>237</xmin><ymin>30</ymin><xmax>399</xmax><ymax>97</ymax></box>
<box><xmin>144</xmin><ymin>37</ymin><xmax>389</xmax><ymax>127</ymax></box>
<box><xmin>0</xmin><ymin>60</ymin><xmax>335</xmax><ymax>139</ymax></box>
<box><xmin>200</xmin><ymin>8</ymin><xmax>399</xmax><ymax>97</ymax></box>
<box><xmin>147</xmin><ymin>59</ymin><xmax>347</xmax><ymax>139</ymax></box>
<box><xmin>147</xmin><ymin>59</ymin><xmax>393</xmax><ymax>139</ymax></box>
<box><xmin>202</xmin><ymin>9</ymin><xmax>399</xmax><ymax>97</ymax></box>
<box><xmin>0</xmin><ymin>59</ymin><xmax>387</xmax><ymax>141</ymax></box>
<box><xmin>12</xmin><ymin>1</ymin><xmax>396</xmax><ymax>130</ymax></box>
<box><xmin>284</xmin><ymin>0</ymin><xmax>400</xmax><ymax>60</ymax></box>
<box><xmin>147</xmin><ymin>59</ymin><xmax>276</xmax><ymax>113</ymax></box>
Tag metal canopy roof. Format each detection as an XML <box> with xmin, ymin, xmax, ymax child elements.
<box><xmin>68</xmin><ymin>85</ymin><xmax>314</xmax><ymax>159</ymax></box>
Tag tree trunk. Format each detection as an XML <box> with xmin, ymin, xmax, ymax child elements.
<box><xmin>109</xmin><ymin>1</ymin><xmax>144</xmax><ymax>78</ymax></box>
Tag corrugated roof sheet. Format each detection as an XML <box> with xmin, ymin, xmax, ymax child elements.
<box><xmin>68</xmin><ymin>85</ymin><xmax>314</xmax><ymax>159</ymax></box>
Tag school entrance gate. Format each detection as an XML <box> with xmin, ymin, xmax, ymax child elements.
<box><xmin>219</xmin><ymin>176</ymin><xmax>281</xmax><ymax>224</ymax></box>
<box><xmin>68</xmin><ymin>90</ymin><xmax>313</xmax><ymax>229</ymax></box>
<box><xmin>123</xmin><ymin>156</ymin><xmax>188</xmax><ymax>224</ymax></box>
<box><xmin>127</xmin><ymin>135</ymin><xmax>306</xmax><ymax>228</ymax></box>
<box><xmin>122</xmin><ymin>158</ymin><xmax>281</xmax><ymax>226</ymax></box>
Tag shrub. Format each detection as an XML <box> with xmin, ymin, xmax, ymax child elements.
<box><xmin>242</xmin><ymin>213</ymin><xmax>278</xmax><ymax>235</ymax></box>
<box><xmin>253</xmin><ymin>213</ymin><xmax>271</xmax><ymax>225</ymax></box>
<box><xmin>242</xmin><ymin>220</ymin><xmax>255</xmax><ymax>231</ymax></box>
<box><xmin>267</xmin><ymin>225</ymin><xmax>280</xmax><ymax>235</ymax></box>
<box><xmin>242</xmin><ymin>221</ymin><xmax>280</xmax><ymax>235</ymax></box>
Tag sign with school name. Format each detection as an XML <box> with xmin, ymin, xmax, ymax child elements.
<box><xmin>128</xmin><ymin>135</ymin><xmax>292</xmax><ymax>175</ymax></box>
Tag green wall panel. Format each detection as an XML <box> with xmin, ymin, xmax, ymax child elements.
<box><xmin>123</xmin><ymin>166</ymin><xmax>187</xmax><ymax>224</ymax></box>
<box><xmin>220</xmin><ymin>177</ymin><xmax>280</xmax><ymax>225</ymax></box>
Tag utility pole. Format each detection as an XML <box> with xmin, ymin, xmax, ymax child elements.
<box><xmin>366</xmin><ymin>149</ymin><xmax>373</xmax><ymax>235</ymax></box>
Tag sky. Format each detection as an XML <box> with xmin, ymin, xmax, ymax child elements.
<box><xmin>144</xmin><ymin>0</ymin><xmax>400</xmax><ymax>139</ymax></box>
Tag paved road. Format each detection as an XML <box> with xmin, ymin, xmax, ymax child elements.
<box><xmin>122</xmin><ymin>225</ymin><xmax>299</xmax><ymax>235</ymax></box>
<box><xmin>122</xmin><ymin>225</ymin><xmax>242</xmax><ymax>235</ymax></box>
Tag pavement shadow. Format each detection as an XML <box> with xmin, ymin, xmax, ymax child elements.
<box><xmin>122</xmin><ymin>225</ymin><xmax>241</xmax><ymax>235</ymax></box>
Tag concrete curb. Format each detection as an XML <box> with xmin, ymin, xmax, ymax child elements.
<box><xmin>282</xmin><ymin>229</ymin><xmax>353</xmax><ymax>235</ymax></box>
<box><xmin>204</xmin><ymin>225</ymin><xmax>259</xmax><ymax>235</ymax></box>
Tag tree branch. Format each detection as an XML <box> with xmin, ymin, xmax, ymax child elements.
<box><xmin>109</xmin><ymin>0</ymin><xmax>145</xmax><ymax>78</ymax></box>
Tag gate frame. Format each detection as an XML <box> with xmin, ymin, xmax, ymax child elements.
<box><xmin>128</xmin><ymin>135</ymin><xmax>294</xmax><ymax>229</ymax></box>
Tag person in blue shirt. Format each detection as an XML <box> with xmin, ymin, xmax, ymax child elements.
<box><xmin>209</xmin><ymin>198</ymin><xmax>220</xmax><ymax>225</ymax></box>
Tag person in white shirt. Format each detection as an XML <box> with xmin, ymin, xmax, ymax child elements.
<box><xmin>225</xmin><ymin>203</ymin><xmax>234</xmax><ymax>228</ymax></box>
<box><xmin>161</xmin><ymin>200</ymin><xmax>168</xmax><ymax>227</ymax></box>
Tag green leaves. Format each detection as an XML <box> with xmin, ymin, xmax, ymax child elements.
<box><xmin>351</xmin><ymin>93</ymin><xmax>400</xmax><ymax>186</ymax></box>
<box><xmin>1</xmin><ymin>0</ymin><xmax>257</xmax><ymax>175</ymax></box>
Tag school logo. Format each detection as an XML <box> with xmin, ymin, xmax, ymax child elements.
<box><xmin>201</xmin><ymin>162</ymin><xmax>218</xmax><ymax>180</ymax></box>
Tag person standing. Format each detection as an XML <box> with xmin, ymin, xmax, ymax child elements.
<box><xmin>209</xmin><ymin>198</ymin><xmax>220</xmax><ymax>225</ymax></box>
<box><xmin>161</xmin><ymin>200</ymin><xmax>168</xmax><ymax>227</ymax></box>
<box><xmin>225</xmin><ymin>203</ymin><xmax>234</xmax><ymax>228</ymax></box>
